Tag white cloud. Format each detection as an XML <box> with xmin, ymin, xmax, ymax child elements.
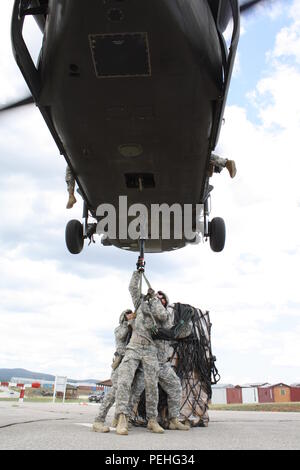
<box><xmin>273</xmin><ymin>25</ymin><xmax>300</xmax><ymax>63</ymax></box>
<box><xmin>254</xmin><ymin>63</ymin><xmax>300</xmax><ymax>130</ymax></box>
<box><xmin>265</xmin><ymin>1</ymin><xmax>285</xmax><ymax>21</ymax></box>
<box><xmin>232</xmin><ymin>51</ymin><xmax>241</xmax><ymax>77</ymax></box>
<box><xmin>0</xmin><ymin>252</ymin><xmax>135</xmax><ymax>379</ymax></box>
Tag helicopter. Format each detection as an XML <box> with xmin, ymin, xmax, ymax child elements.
<box><xmin>1</xmin><ymin>0</ymin><xmax>268</xmax><ymax>255</ymax></box>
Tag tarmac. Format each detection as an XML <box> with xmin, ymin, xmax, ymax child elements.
<box><xmin>1</xmin><ymin>401</ymin><xmax>300</xmax><ymax>450</ymax></box>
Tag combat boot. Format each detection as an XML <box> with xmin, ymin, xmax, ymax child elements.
<box><xmin>116</xmin><ymin>413</ymin><xmax>128</xmax><ymax>435</ymax></box>
<box><xmin>92</xmin><ymin>421</ymin><xmax>110</xmax><ymax>433</ymax></box>
<box><xmin>225</xmin><ymin>160</ymin><xmax>237</xmax><ymax>178</ymax></box>
<box><xmin>169</xmin><ymin>418</ymin><xmax>190</xmax><ymax>431</ymax></box>
<box><xmin>66</xmin><ymin>191</ymin><xmax>77</xmax><ymax>209</ymax></box>
<box><xmin>147</xmin><ymin>418</ymin><xmax>164</xmax><ymax>434</ymax></box>
<box><xmin>111</xmin><ymin>415</ymin><xmax>118</xmax><ymax>428</ymax></box>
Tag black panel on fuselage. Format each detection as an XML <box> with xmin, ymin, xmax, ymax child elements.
<box><xmin>40</xmin><ymin>0</ymin><xmax>223</xmax><ymax>230</ymax></box>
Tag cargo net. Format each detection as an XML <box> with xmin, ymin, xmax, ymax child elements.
<box><xmin>131</xmin><ymin>303</ymin><xmax>220</xmax><ymax>428</ymax></box>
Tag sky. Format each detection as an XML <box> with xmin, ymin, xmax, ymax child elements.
<box><xmin>0</xmin><ymin>0</ymin><xmax>300</xmax><ymax>385</ymax></box>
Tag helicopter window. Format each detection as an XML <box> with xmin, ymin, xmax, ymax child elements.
<box><xmin>223</xmin><ymin>18</ymin><xmax>234</xmax><ymax>52</ymax></box>
<box><xmin>89</xmin><ymin>33</ymin><xmax>151</xmax><ymax>78</ymax></box>
<box><xmin>216</xmin><ymin>0</ymin><xmax>236</xmax><ymax>55</ymax></box>
<box><xmin>22</xmin><ymin>15</ymin><xmax>43</xmax><ymax>68</ymax></box>
<box><xmin>125</xmin><ymin>174</ymin><xmax>155</xmax><ymax>189</ymax></box>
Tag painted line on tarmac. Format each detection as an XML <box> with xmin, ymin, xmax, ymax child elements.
<box><xmin>75</xmin><ymin>423</ymin><xmax>116</xmax><ymax>431</ymax></box>
<box><xmin>0</xmin><ymin>418</ymin><xmax>68</xmax><ymax>429</ymax></box>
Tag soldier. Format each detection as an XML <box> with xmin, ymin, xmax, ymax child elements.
<box><xmin>132</xmin><ymin>292</ymin><xmax>190</xmax><ymax>431</ymax></box>
<box><xmin>115</xmin><ymin>270</ymin><xmax>169</xmax><ymax>436</ymax></box>
<box><xmin>209</xmin><ymin>154</ymin><xmax>237</xmax><ymax>178</ymax></box>
<box><xmin>65</xmin><ymin>165</ymin><xmax>77</xmax><ymax>209</ymax></box>
<box><xmin>92</xmin><ymin>309</ymin><xmax>144</xmax><ymax>433</ymax></box>
<box><xmin>154</xmin><ymin>294</ymin><xmax>190</xmax><ymax>431</ymax></box>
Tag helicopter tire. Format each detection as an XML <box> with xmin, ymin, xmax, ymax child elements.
<box><xmin>65</xmin><ymin>219</ymin><xmax>84</xmax><ymax>254</ymax></box>
<box><xmin>209</xmin><ymin>217</ymin><xmax>226</xmax><ymax>252</ymax></box>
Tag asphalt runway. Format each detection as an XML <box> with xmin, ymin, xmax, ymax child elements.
<box><xmin>0</xmin><ymin>401</ymin><xmax>300</xmax><ymax>450</ymax></box>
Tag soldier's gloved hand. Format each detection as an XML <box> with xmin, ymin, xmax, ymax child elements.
<box><xmin>150</xmin><ymin>325</ymin><xmax>159</xmax><ymax>337</ymax></box>
<box><xmin>147</xmin><ymin>288</ymin><xmax>155</xmax><ymax>298</ymax></box>
<box><xmin>111</xmin><ymin>354</ymin><xmax>122</xmax><ymax>370</ymax></box>
<box><xmin>136</xmin><ymin>257</ymin><xmax>145</xmax><ymax>272</ymax></box>
<box><xmin>151</xmin><ymin>327</ymin><xmax>160</xmax><ymax>340</ymax></box>
<box><xmin>151</xmin><ymin>327</ymin><xmax>176</xmax><ymax>340</ymax></box>
<box><xmin>144</xmin><ymin>287</ymin><xmax>155</xmax><ymax>301</ymax></box>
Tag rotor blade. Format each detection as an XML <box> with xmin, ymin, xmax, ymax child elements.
<box><xmin>0</xmin><ymin>96</ymin><xmax>34</xmax><ymax>112</ymax></box>
<box><xmin>240</xmin><ymin>0</ymin><xmax>268</xmax><ymax>13</ymax></box>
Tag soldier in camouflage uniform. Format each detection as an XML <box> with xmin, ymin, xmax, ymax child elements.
<box><xmin>209</xmin><ymin>154</ymin><xmax>237</xmax><ymax>178</ymax></box>
<box><xmin>115</xmin><ymin>271</ymin><xmax>169</xmax><ymax>435</ymax></box>
<box><xmin>131</xmin><ymin>292</ymin><xmax>190</xmax><ymax>431</ymax></box>
<box><xmin>92</xmin><ymin>309</ymin><xmax>144</xmax><ymax>433</ymax></box>
<box><xmin>65</xmin><ymin>166</ymin><xmax>77</xmax><ymax>209</ymax></box>
<box><xmin>154</xmin><ymin>294</ymin><xmax>190</xmax><ymax>431</ymax></box>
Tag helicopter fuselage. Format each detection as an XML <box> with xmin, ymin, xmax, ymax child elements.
<box><xmin>11</xmin><ymin>0</ymin><xmax>240</xmax><ymax>252</ymax></box>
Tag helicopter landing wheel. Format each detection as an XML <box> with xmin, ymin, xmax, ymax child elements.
<box><xmin>65</xmin><ymin>219</ymin><xmax>84</xmax><ymax>254</ymax></box>
<box><xmin>209</xmin><ymin>217</ymin><xmax>226</xmax><ymax>253</ymax></box>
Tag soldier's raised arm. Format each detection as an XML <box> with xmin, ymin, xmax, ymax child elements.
<box><xmin>129</xmin><ymin>270</ymin><xmax>141</xmax><ymax>310</ymax></box>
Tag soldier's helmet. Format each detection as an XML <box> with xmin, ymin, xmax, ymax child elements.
<box><xmin>119</xmin><ymin>309</ymin><xmax>133</xmax><ymax>323</ymax></box>
<box><xmin>157</xmin><ymin>291</ymin><xmax>169</xmax><ymax>306</ymax></box>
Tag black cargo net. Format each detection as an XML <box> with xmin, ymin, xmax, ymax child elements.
<box><xmin>131</xmin><ymin>304</ymin><xmax>220</xmax><ymax>428</ymax></box>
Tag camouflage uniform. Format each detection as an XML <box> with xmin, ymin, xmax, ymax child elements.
<box><xmin>65</xmin><ymin>165</ymin><xmax>75</xmax><ymax>192</ymax></box>
<box><xmin>95</xmin><ymin>368</ymin><xmax>118</xmax><ymax>423</ymax></box>
<box><xmin>156</xmin><ymin>332</ymin><xmax>182</xmax><ymax>419</ymax></box>
<box><xmin>134</xmin><ymin>305</ymin><xmax>184</xmax><ymax>421</ymax></box>
<box><xmin>210</xmin><ymin>154</ymin><xmax>237</xmax><ymax>178</ymax></box>
<box><xmin>115</xmin><ymin>271</ymin><xmax>168</xmax><ymax>420</ymax></box>
<box><xmin>95</xmin><ymin>310</ymin><xmax>143</xmax><ymax>423</ymax></box>
<box><xmin>210</xmin><ymin>154</ymin><xmax>227</xmax><ymax>173</ymax></box>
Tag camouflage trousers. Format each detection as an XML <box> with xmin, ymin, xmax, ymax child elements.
<box><xmin>65</xmin><ymin>166</ymin><xmax>75</xmax><ymax>192</ymax></box>
<box><xmin>158</xmin><ymin>362</ymin><xmax>182</xmax><ymax>419</ymax></box>
<box><xmin>115</xmin><ymin>344</ymin><xmax>159</xmax><ymax>419</ymax></box>
<box><xmin>210</xmin><ymin>154</ymin><xmax>227</xmax><ymax>173</ymax></box>
<box><xmin>95</xmin><ymin>369</ymin><xmax>118</xmax><ymax>423</ymax></box>
<box><xmin>131</xmin><ymin>361</ymin><xmax>182</xmax><ymax>420</ymax></box>
<box><xmin>95</xmin><ymin>366</ymin><xmax>144</xmax><ymax>423</ymax></box>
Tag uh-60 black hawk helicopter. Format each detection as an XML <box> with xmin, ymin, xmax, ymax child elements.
<box><xmin>2</xmin><ymin>0</ymin><xmax>268</xmax><ymax>255</ymax></box>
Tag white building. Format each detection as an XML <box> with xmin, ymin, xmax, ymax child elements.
<box><xmin>241</xmin><ymin>387</ymin><xmax>259</xmax><ymax>404</ymax></box>
<box><xmin>211</xmin><ymin>384</ymin><xmax>234</xmax><ymax>404</ymax></box>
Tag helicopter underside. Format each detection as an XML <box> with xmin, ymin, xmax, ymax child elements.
<box><xmin>41</xmin><ymin>0</ymin><xmax>224</xmax><ymax>212</ymax></box>
<box><xmin>11</xmin><ymin>0</ymin><xmax>240</xmax><ymax>253</ymax></box>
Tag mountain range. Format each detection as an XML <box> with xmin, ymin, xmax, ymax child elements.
<box><xmin>0</xmin><ymin>368</ymin><xmax>98</xmax><ymax>383</ymax></box>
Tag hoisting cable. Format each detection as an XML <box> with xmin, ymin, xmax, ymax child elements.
<box><xmin>136</xmin><ymin>220</ymin><xmax>154</xmax><ymax>298</ymax></box>
<box><xmin>135</xmin><ymin>234</ymin><xmax>159</xmax><ymax>335</ymax></box>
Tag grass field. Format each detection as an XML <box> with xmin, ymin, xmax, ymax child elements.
<box><xmin>0</xmin><ymin>397</ymin><xmax>88</xmax><ymax>404</ymax></box>
<box><xmin>1</xmin><ymin>396</ymin><xmax>300</xmax><ymax>412</ymax></box>
<box><xmin>209</xmin><ymin>402</ymin><xmax>300</xmax><ymax>412</ymax></box>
